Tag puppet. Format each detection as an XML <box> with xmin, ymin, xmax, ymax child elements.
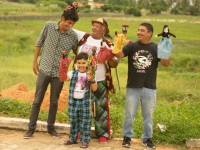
<box><xmin>59</xmin><ymin>54</ymin><xmax>72</xmax><ymax>82</ymax></box>
<box><xmin>156</xmin><ymin>25</ymin><xmax>176</xmax><ymax>59</ymax></box>
<box><xmin>156</xmin><ymin>25</ymin><xmax>176</xmax><ymax>38</ymax></box>
<box><xmin>87</xmin><ymin>46</ymin><xmax>98</xmax><ymax>116</ymax></box>
<box><xmin>112</xmin><ymin>24</ymin><xmax>130</xmax><ymax>54</ymax></box>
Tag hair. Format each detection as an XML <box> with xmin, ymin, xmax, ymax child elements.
<box><xmin>76</xmin><ymin>52</ymin><xmax>88</xmax><ymax>61</ymax></box>
<box><xmin>140</xmin><ymin>22</ymin><xmax>154</xmax><ymax>34</ymax></box>
<box><xmin>62</xmin><ymin>8</ymin><xmax>79</xmax><ymax>22</ymax></box>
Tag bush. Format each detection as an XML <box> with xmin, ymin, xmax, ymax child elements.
<box><xmin>172</xmin><ymin>55</ymin><xmax>200</xmax><ymax>72</ymax></box>
<box><xmin>124</xmin><ymin>7</ymin><xmax>142</xmax><ymax>16</ymax></box>
<box><xmin>189</xmin><ymin>6</ymin><xmax>200</xmax><ymax>16</ymax></box>
<box><xmin>100</xmin><ymin>5</ymin><xmax>123</xmax><ymax>13</ymax></box>
<box><xmin>0</xmin><ymin>99</ymin><xmax>31</xmax><ymax>118</ymax></box>
<box><xmin>36</xmin><ymin>0</ymin><xmax>67</xmax><ymax>10</ymax></box>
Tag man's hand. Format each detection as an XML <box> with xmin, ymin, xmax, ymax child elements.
<box><xmin>33</xmin><ymin>61</ymin><xmax>39</xmax><ymax>75</ymax></box>
<box><xmin>112</xmin><ymin>32</ymin><xmax>124</xmax><ymax>54</ymax></box>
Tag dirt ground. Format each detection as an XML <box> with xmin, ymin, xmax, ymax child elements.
<box><xmin>0</xmin><ymin>128</ymin><xmax>187</xmax><ymax>150</ymax></box>
<box><xmin>0</xmin><ymin>83</ymin><xmax>69</xmax><ymax>112</ymax></box>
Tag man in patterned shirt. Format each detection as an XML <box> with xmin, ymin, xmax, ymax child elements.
<box><xmin>23</xmin><ymin>7</ymin><xmax>79</xmax><ymax>139</ymax></box>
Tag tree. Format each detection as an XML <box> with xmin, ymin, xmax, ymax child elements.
<box><xmin>149</xmin><ymin>0</ymin><xmax>168</xmax><ymax>14</ymax></box>
<box><xmin>190</xmin><ymin>0</ymin><xmax>200</xmax><ymax>15</ymax></box>
<box><xmin>124</xmin><ymin>6</ymin><xmax>142</xmax><ymax>16</ymax></box>
<box><xmin>137</xmin><ymin>0</ymin><xmax>150</xmax><ymax>9</ymax></box>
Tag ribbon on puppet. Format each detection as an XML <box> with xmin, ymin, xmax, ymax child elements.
<box><xmin>87</xmin><ymin>46</ymin><xmax>98</xmax><ymax>82</ymax></box>
<box><xmin>87</xmin><ymin>46</ymin><xmax>98</xmax><ymax>117</ymax></box>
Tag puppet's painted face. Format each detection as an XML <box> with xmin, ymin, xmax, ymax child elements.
<box><xmin>164</xmin><ymin>27</ymin><xmax>169</xmax><ymax>33</ymax></box>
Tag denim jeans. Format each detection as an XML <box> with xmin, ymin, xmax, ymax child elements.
<box><xmin>29</xmin><ymin>70</ymin><xmax>64</xmax><ymax>130</ymax></box>
<box><xmin>122</xmin><ymin>88</ymin><xmax>156</xmax><ymax>140</ymax></box>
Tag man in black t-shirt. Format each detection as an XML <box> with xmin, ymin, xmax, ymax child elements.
<box><xmin>114</xmin><ymin>22</ymin><xmax>171</xmax><ymax>149</ymax></box>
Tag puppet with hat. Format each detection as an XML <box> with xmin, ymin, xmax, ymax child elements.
<box><xmin>112</xmin><ymin>24</ymin><xmax>131</xmax><ymax>54</ymax></box>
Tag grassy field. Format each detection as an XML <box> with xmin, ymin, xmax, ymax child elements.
<box><xmin>0</xmin><ymin>10</ymin><xmax>200</xmax><ymax>146</ymax></box>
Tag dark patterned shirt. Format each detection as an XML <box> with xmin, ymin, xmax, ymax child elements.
<box><xmin>123</xmin><ymin>41</ymin><xmax>159</xmax><ymax>89</ymax></box>
<box><xmin>36</xmin><ymin>21</ymin><xmax>78</xmax><ymax>77</ymax></box>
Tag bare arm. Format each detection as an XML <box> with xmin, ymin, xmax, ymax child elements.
<box><xmin>33</xmin><ymin>46</ymin><xmax>42</xmax><ymax>75</ymax></box>
<box><xmin>114</xmin><ymin>51</ymin><xmax>124</xmax><ymax>59</ymax></box>
<box><xmin>160</xmin><ymin>58</ymin><xmax>171</xmax><ymax>67</ymax></box>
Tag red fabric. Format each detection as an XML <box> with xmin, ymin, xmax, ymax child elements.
<box><xmin>99</xmin><ymin>136</ymin><xmax>107</xmax><ymax>143</ymax></box>
<box><xmin>77</xmin><ymin>133</ymin><xmax>81</xmax><ymax>139</ymax></box>
<box><xmin>59</xmin><ymin>57</ymin><xmax>72</xmax><ymax>82</ymax></box>
<box><xmin>97</xmin><ymin>47</ymin><xmax>114</xmax><ymax>64</ymax></box>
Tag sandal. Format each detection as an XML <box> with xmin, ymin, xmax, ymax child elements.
<box><xmin>64</xmin><ymin>139</ymin><xmax>78</xmax><ymax>145</ymax></box>
<box><xmin>80</xmin><ymin>142</ymin><xmax>88</xmax><ymax>148</ymax></box>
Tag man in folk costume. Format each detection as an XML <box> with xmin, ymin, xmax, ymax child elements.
<box><xmin>73</xmin><ymin>18</ymin><xmax>118</xmax><ymax>143</ymax></box>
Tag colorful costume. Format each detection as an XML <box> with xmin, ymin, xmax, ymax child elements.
<box><xmin>73</xmin><ymin>29</ymin><xmax>115</xmax><ymax>138</ymax></box>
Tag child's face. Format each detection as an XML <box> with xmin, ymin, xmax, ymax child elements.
<box><xmin>76</xmin><ymin>59</ymin><xmax>87</xmax><ymax>73</ymax></box>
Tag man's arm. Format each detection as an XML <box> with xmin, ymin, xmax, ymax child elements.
<box><xmin>33</xmin><ymin>46</ymin><xmax>41</xmax><ymax>75</ymax></box>
<box><xmin>160</xmin><ymin>58</ymin><xmax>171</xmax><ymax>67</ymax></box>
<box><xmin>114</xmin><ymin>51</ymin><xmax>124</xmax><ymax>58</ymax></box>
<box><xmin>73</xmin><ymin>29</ymin><xmax>86</xmax><ymax>42</ymax></box>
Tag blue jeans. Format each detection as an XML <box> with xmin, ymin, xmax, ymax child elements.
<box><xmin>122</xmin><ymin>88</ymin><xmax>156</xmax><ymax>140</ymax></box>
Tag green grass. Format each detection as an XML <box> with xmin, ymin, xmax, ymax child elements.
<box><xmin>0</xmin><ymin>2</ymin><xmax>61</xmax><ymax>16</ymax></box>
<box><xmin>0</xmin><ymin>14</ymin><xmax>200</xmax><ymax>147</ymax></box>
<box><xmin>0</xmin><ymin>99</ymin><xmax>69</xmax><ymax>123</ymax></box>
<box><xmin>0</xmin><ymin>55</ymin><xmax>36</xmax><ymax>90</ymax></box>
<box><xmin>109</xmin><ymin>92</ymin><xmax>200</xmax><ymax>145</ymax></box>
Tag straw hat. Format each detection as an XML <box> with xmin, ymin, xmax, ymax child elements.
<box><xmin>91</xmin><ymin>18</ymin><xmax>109</xmax><ymax>33</ymax></box>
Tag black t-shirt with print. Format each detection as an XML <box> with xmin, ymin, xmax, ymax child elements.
<box><xmin>123</xmin><ymin>41</ymin><xmax>159</xmax><ymax>89</ymax></box>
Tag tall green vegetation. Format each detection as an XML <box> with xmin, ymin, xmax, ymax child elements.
<box><xmin>3</xmin><ymin>0</ymin><xmax>200</xmax><ymax>16</ymax></box>
<box><xmin>99</xmin><ymin>0</ymin><xmax>200</xmax><ymax>16</ymax></box>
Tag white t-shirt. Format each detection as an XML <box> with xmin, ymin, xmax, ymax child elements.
<box><xmin>73</xmin><ymin>29</ymin><xmax>113</xmax><ymax>82</ymax></box>
<box><xmin>67</xmin><ymin>70</ymin><xmax>87</xmax><ymax>99</ymax></box>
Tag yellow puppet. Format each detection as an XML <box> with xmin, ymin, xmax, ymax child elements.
<box><xmin>112</xmin><ymin>25</ymin><xmax>130</xmax><ymax>54</ymax></box>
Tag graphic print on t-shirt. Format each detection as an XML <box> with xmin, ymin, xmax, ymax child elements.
<box><xmin>75</xmin><ymin>75</ymin><xmax>87</xmax><ymax>90</ymax></box>
<box><xmin>132</xmin><ymin>50</ymin><xmax>153</xmax><ymax>71</ymax></box>
<box><xmin>80</xmin><ymin>44</ymin><xmax>100</xmax><ymax>56</ymax></box>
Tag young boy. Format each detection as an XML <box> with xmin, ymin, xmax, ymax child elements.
<box><xmin>64</xmin><ymin>52</ymin><xmax>98</xmax><ymax>148</ymax></box>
